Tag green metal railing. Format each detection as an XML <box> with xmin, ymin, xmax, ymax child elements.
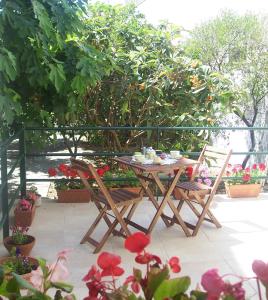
<box><xmin>0</xmin><ymin>128</ymin><xmax>26</xmax><ymax>238</ymax></box>
<box><xmin>1</xmin><ymin>125</ymin><xmax>268</xmax><ymax>239</ymax></box>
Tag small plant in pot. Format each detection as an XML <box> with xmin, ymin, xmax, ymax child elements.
<box><xmin>0</xmin><ymin>248</ymin><xmax>39</xmax><ymax>284</ymax></box>
<box><xmin>28</xmin><ymin>185</ymin><xmax>42</xmax><ymax>207</ymax></box>
<box><xmin>14</xmin><ymin>195</ymin><xmax>36</xmax><ymax>227</ymax></box>
<box><xmin>3</xmin><ymin>226</ymin><xmax>35</xmax><ymax>256</ymax></box>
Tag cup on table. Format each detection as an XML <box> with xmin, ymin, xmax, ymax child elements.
<box><xmin>134</xmin><ymin>154</ymin><xmax>145</xmax><ymax>163</ymax></box>
<box><xmin>170</xmin><ymin>150</ymin><xmax>181</xmax><ymax>159</ymax></box>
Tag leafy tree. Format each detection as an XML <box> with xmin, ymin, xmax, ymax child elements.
<box><xmin>81</xmin><ymin>3</ymin><xmax>232</xmax><ymax>151</ymax></box>
<box><xmin>0</xmin><ymin>0</ymin><xmax>111</xmax><ymax>141</ymax></box>
<box><xmin>185</xmin><ymin>11</ymin><xmax>268</xmax><ymax>166</ymax></box>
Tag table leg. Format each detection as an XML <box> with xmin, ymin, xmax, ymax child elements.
<box><xmin>148</xmin><ymin>169</ymin><xmax>191</xmax><ymax>236</ymax></box>
<box><xmin>133</xmin><ymin>168</ymin><xmax>171</xmax><ymax>228</ymax></box>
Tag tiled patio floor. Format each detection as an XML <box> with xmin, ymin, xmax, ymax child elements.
<box><xmin>1</xmin><ymin>194</ymin><xmax>268</xmax><ymax>299</ymax></box>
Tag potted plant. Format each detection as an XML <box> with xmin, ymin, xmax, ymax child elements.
<box><xmin>3</xmin><ymin>226</ymin><xmax>35</xmax><ymax>256</ymax></box>
<box><xmin>225</xmin><ymin>163</ymin><xmax>266</xmax><ymax>198</ymax></box>
<box><xmin>0</xmin><ymin>250</ymin><xmax>75</xmax><ymax>299</ymax></box>
<box><xmin>0</xmin><ymin>251</ymin><xmax>39</xmax><ymax>283</ymax></box>
<box><xmin>103</xmin><ymin>168</ymin><xmax>141</xmax><ymax>194</ymax></box>
<box><xmin>48</xmin><ymin>163</ymin><xmax>110</xmax><ymax>203</ymax></box>
<box><xmin>14</xmin><ymin>195</ymin><xmax>36</xmax><ymax>227</ymax></box>
<box><xmin>27</xmin><ymin>185</ymin><xmax>42</xmax><ymax>207</ymax></box>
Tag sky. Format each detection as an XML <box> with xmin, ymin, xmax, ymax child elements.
<box><xmin>103</xmin><ymin>0</ymin><xmax>268</xmax><ymax>30</ymax></box>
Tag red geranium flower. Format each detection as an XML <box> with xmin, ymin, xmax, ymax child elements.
<box><xmin>124</xmin><ymin>232</ymin><xmax>150</xmax><ymax>253</ymax></box>
<box><xmin>48</xmin><ymin>167</ymin><xmax>57</xmax><ymax>177</ymax></box>
<box><xmin>83</xmin><ymin>265</ymin><xmax>101</xmax><ymax>282</ymax></box>
<box><xmin>69</xmin><ymin>169</ymin><xmax>78</xmax><ymax>178</ymax></box>
<box><xmin>185</xmin><ymin>166</ymin><xmax>193</xmax><ymax>179</ymax></box>
<box><xmin>58</xmin><ymin>163</ymin><xmax>69</xmax><ymax>173</ymax></box>
<box><xmin>97</xmin><ymin>168</ymin><xmax>105</xmax><ymax>177</ymax></box>
<box><xmin>259</xmin><ymin>163</ymin><xmax>266</xmax><ymax>171</ymax></box>
<box><xmin>252</xmin><ymin>164</ymin><xmax>257</xmax><ymax>170</ymax></box>
<box><xmin>245</xmin><ymin>167</ymin><xmax>250</xmax><ymax>173</ymax></box>
<box><xmin>242</xmin><ymin>174</ymin><xmax>251</xmax><ymax>182</ymax></box>
<box><xmin>135</xmin><ymin>253</ymin><xmax>162</xmax><ymax>265</ymax></box>
<box><xmin>103</xmin><ymin>165</ymin><xmax>110</xmax><ymax>172</ymax></box>
<box><xmin>97</xmin><ymin>252</ymin><xmax>124</xmax><ymax>277</ymax></box>
<box><xmin>169</xmin><ymin>256</ymin><xmax>181</xmax><ymax>273</ymax></box>
<box><xmin>124</xmin><ymin>275</ymin><xmax>140</xmax><ymax>294</ymax></box>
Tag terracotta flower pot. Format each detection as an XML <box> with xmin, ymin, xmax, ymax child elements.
<box><xmin>3</xmin><ymin>235</ymin><xmax>36</xmax><ymax>256</ymax></box>
<box><xmin>14</xmin><ymin>205</ymin><xmax>36</xmax><ymax>227</ymax></box>
<box><xmin>0</xmin><ymin>256</ymin><xmax>39</xmax><ymax>283</ymax></box>
<box><xmin>225</xmin><ymin>183</ymin><xmax>261</xmax><ymax>198</ymax></box>
<box><xmin>56</xmin><ymin>189</ymin><xmax>91</xmax><ymax>203</ymax></box>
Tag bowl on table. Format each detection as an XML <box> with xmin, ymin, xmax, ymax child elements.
<box><xmin>170</xmin><ymin>150</ymin><xmax>181</xmax><ymax>159</ymax></box>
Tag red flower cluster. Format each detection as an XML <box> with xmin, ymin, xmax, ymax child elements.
<box><xmin>83</xmin><ymin>232</ymin><xmax>181</xmax><ymax>299</ymax></box>
<box><xmin>226</xmin><ymin>163</ymin><xmax>266</xmax><ymax>185</ymax></box>
<box><xmin>48</xmin><ymin>163</ymin><xmax>110</xmax><ymax>179</ymax></box>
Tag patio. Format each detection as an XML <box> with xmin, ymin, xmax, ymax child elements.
<box><xmin>1</xmin><ymin>192</ymin><xmax>267</xmax><ymax>299</ymax></box>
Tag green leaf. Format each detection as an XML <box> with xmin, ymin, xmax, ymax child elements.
<box><xmin>154</xmin><ymin>276</ymin><xmax>191</xmax><ymax>300</ymax></box>
<box><xmin>49</xmin><ymin>64</ymin><xmax>66</xmax><ymax>92</ymax></box>
<box><xmin>190</xmin><ymin>290</ymin><xmax>207</xmax><ymax>300</ymax></box>
<box><xmin>11</xmin><ymin>272</ymin><xmax>38</xmax><ymax>293</ymax></box>
<box><xmin>147</xmin><ymin>265</ymin><xmax>169</xmax><ymax>297</ymax></box>
<box><xmin>6</xmin><ymin>277</ymin><xmax>20</xmax><ymax>294</ymax></box>
<box><xmin>51</xmin><ymin>281</ymin><xmax>73</xmax><ymax>293</ymax></box>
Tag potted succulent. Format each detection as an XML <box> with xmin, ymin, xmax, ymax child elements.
<box><xmin>103</xmin><ymin>168</ymin><xmax>141</xmax><ymax>194</ymax></box>
<box><xmin>27</xmin><ymin>185</ymin><xmax>42</xmax><ymax>207</ymax></box>
<box><xmin>14</xmin><ymin>194</ymin><xmax>36</xmax><ymax>227</ymax></box>
<box><xmin>3</xmin><ymin>226</ymin><xmax>35</xmax><ymax>256</ymax></box>
<box><xmin>48</xmin><ymin>163</ymin><xmax>110</xmax><ymax>203</ymax></box>
<box><xmin>225</xmin><ymin>163</ymin><xmax>266</xmax><ymax>198</ymax></box>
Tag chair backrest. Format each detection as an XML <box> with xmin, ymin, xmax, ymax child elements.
<box><xmin>193</xmin><ymin>145</ymin><xmax>232</xmax><ymax>195</ymax></box>
<box><xmin>70</xmin><ymin>158</ymin><xmax>115</xmax><ymax>207</ymax></box>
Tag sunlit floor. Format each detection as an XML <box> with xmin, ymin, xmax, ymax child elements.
<box><xmin>1</xmin><ymin>194</ymin><xmax>268</xmax><ymax>299</ymax></box>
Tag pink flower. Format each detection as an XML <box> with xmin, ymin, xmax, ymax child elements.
<box><xmin>58</xmin><ymin>248</ymin><xmax>72</xmax><ymax>260</ymax></box>
<box><xmin>259</xmin><ymin>163</ymin><xmax>266</xmax><ymax>171</ymax></box>
<box><xmin>30</xmin><ymin>267</ymin><xmax>43</xmax><ymax>290</ymax></box>
<box><xmin>49</xmin><ymin>259</ymin><xmax>69</xmax><ymax>282</ymax></box>
<box><xmin>252</xmin><ymin>164</ymin><xmax>257</xmax><ymax>170</ymax></box>
<box><xmin>242</xmin><ymin>174</ymin><xmax>251</xmax><ymax>182</ymax></box>
<box><xmin>252</xmin><ymin>260</ymin><xmax>268</xmax><ymax>284</ymax></box>
<box><xmin>201</xmin><ymin>269</ymin><xmax>225</xmax><ymax>298</ymax></box>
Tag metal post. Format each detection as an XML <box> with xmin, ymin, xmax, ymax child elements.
<box><xmin>19</xmin><ymin>128</ymin><xmax>26</xmax><ymax>197</ymax></box>
<box><xmin>1</xmin><ymin>149</ymin><xmax>9</xmax><ymax>238</ymax></box>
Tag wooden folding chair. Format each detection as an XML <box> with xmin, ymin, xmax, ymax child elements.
<box><xmin>71</xmin><ymin>158</ymin><xmax>142</xmax><ymax>253</ymax></box>
<box><xmin>174</xmin><ymin>145</ymin><xmax>232</xmax><ymax>236</ymax></box>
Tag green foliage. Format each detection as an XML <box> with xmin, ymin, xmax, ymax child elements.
<box><xmin>0</xmin><ymin>1</ymin><xmax>233</xmax><ymax>153</ymax></box>
<box><xmin>103</xmin><ymin>169</ymin><xmax>140</xmax><ymax>188</ymax></box>
<box><xmin>0</xmin><ymin>0</ymin><xmax>110</xmax><ymax>139</ymax></box>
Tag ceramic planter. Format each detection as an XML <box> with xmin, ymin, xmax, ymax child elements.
<box><xmin>14</xmin><ymin>205</ymin><xmax>36</xmax><ymax>227</ymax></box>
<box><xmin>0</xmin><ymin>256</ymin><xmax>38</xmax><ymax>283</ymax></box>
<box><xmin>3</xmin><ymin>235</ymin><xmax>36</xmax><ymax>256</ymax></box>
<box><xmin>225</xmin><ymin>183</ymin><xmax>261</xmax><ymax>198</ymax></box>
<box><xmin>56</xmin><ymin>189</ymin><xmax>91</xmax><ymax>203</ymax></box>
